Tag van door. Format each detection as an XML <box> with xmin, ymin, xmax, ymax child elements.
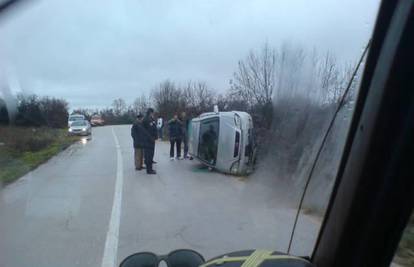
<box><xmin>198</xmin><ymin>118</ymin><xmax>219</xmax><ymax>166</ymax></box>
<box><xmin>189</xmin><ymin>120</ymin><xmax>199</xmax><ymax>157</ymax></box>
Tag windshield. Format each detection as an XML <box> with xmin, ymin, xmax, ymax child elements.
<box><xmin>0</xmin><ymin>1</ymin><xmax>382</xmax><ymax>266</ymax></box>
<box><xmin>69</xmin><ymin>116</ymin><xmax>84</xmax><ymax>121</ymax></box>
<box><xmin>71</xmin><ymin>120</ymin><xmax>87</xmax><ymax>127</ymax></box>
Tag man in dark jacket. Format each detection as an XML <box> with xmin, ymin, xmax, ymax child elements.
<box><xmin>168</xmin><ymin>114</ymin><xmax>183</xmax><ymax>160</ymax></box>
<box><xmin>201</xmin><ymin>124</ymin><xmax>218</xmax><ymax>164</ymax></box>
<box><xmin>142</xmin><ymin>108</ymin><xmax>158</xmax><ymax>174</ymax></box>
<box><xmin>180</xmin><ymin>111</ymin><xmax>190</xmax><ymax>159</ymax></box>
<box><xmin>131</xmin><ymin>114</ymin><xmax>145</xmax><ymax>170</ymax></box>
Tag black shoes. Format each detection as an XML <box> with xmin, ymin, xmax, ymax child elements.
<box><xmin>147</xmin><ymin>170</ymin><xmax>157</xmax><ymax>175</ymax></box>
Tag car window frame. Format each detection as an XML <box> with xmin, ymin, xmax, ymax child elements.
<box><xmin>312</xmin><ymin>1</ymin><xmax>414</xmax><ymax>266</ymax></box>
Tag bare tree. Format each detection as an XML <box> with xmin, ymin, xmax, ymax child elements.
<box><xmin>132</xmin><ymin>93</ymin><xmax>149</xmax><ymax>115</ymax></box>
<box><xmin>230</xmin><ymin>43</ymin><xmax>277</xmax><ymax>128</ymax></box>
<box><xmin>231</xmin><ymin>42</ymin><xmax>276</xmax><ymax>107</ymax></box>
<box><xmin>182</xmin><ymin>81</ymin><xmax>216</xmax><ymax>116</ymax></box>
<box><xmin>312</xmin><ymin>52</ymin><xmax>340</xmax><ymax>104</ymax></box>
<box><xmin>151</xmin><ymin>80</ymin><xmax>184</xmax><ymax>119</ymax></box>
<box><xmin>112</xmin><ymin>98</ymin><xmax>127</xmax><ymax>116</ymax></box>
<box><xmin>273</xmin><ymin>43</ymin><xmax>307</xmax><ymax>101</ymax></box>
<box><xmin>335</xmin><ymin>63</ymin><xmax>355</xmax><ymax>104</ymax></box>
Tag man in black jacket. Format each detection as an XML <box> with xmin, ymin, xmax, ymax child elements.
<box><xmin>168</xmin><ymin>114</ymin><xmax>183</xmax><ymax>160</ymax></box>
<box><xmin>131</xmin><ymin>114</ymin><xmax>145</xmax><ymax>170</ymax></box>
<box><xmin>180</xmin><ymin>111</ymin><xmax>190</xmax><ymax>159</ymax></box>
<box><xmin>142</xmin><ymin>108</ymin><xmax>158</xmax><ymax>174</ymax></box>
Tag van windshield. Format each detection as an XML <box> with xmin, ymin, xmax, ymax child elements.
<box><xmin>69</xmin><ymin>116</ymin><xmax>84</xmax><ymax>122</ymax></box>
<box><xmin>198</xmin><ymin>119</ymin><xmax>219</xmax><ymax>165</ymax></box>
<box><xmin>71</xmin><ymin>121</ymin><xmax>87</xmax><ymax>126</ymax></box>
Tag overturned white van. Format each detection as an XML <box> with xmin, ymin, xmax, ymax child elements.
<box><xmin>189</xmin><ymin>111</ymin><xmax>256</xmax><ymax>175</ymax></box>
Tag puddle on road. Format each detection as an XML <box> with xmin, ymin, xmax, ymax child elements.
<box><xmin>79</xmin><ymin>136</ymin><xmax>92</xmax><ymax>145</ymax></box>
<box><xmin>191</xmin><ymin>163</ymin><xmax>248</xmax><ymax>182</ymax></box>
<box><xmin>66</xmin><ymin>136</ymin><xmax>92</xmax><ymax>155</ymax></box>
<box><xmin>191</xmin><ymin>164</ymin><xmax>211</xmax><ymax>173</ymax></box>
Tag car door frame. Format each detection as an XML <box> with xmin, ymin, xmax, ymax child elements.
<box><xmin>312</xmin><ymin>1</ymin><xmax>414</xmax><ymax>266</ymax></box>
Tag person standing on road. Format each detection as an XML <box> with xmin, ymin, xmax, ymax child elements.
<box><xmin>201</xmin><ymin>124</ymin><xmax>218</xmax><ymax>165</ymax></box>
<box><xmin>180</xmin><ymin>111</ymin><xmax>190</xmax><ymax>159</ymax></box>
<box><xmin>131</xmin><ymin>114</ymin><xmax>145</xmax><ymax>170</ymax></box>
<box><xmin>156</xmin><ymin>116</ymin><xmax>164</xmax><ymax>140</ymax></box>
<box><xmin>142</xmin><ymin>108</ymin><xmax>158</xmax><ymax>174</ymax></box>
<box><xmin>168</xmin><ymin>114</ymin><xmax>183</xmax><ymax>160</ymax></box>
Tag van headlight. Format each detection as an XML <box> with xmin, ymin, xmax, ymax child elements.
<box><xmin>68</xmin><ymin>128</ymin><xmax>73</xmax><ymax>132</ymax></box>
<box><xmin>82</xmin><ymin>128</ymin><xmax>87</xmax><ymax>131</ymax></box>
<box><xmin>230</xmin><ymin>161</ymin><xmax>240</xmax><ymax>174</ymax></box>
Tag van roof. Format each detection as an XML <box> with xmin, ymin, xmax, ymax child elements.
<box><xmin>192</xmin><ymin>111</ymin><xmax>251</xmax><ymax>122</ymax></box>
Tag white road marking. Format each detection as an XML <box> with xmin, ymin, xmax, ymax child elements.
<box><xmin>101</xmin><ymin>127</ymin><xmax>124</xmax><ymax>267</ymax></box>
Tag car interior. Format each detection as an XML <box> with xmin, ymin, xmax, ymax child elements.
<box><xmin>0</xmin><ymin>0</ymin><xmax>412</xmax><ymax>266</ymax></box>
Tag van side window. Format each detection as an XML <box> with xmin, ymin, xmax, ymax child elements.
<box><xmin>234</xmin><ymin>132</ymin><xmax>240</xmax><ymax>158</ymax></box>
<box><xmin>198</xmin><ymin>118</ymin><xmax>219</xmax><ymax>165</ymax></box>
<box><xmin>245</xmin><ymin>128</ymin><xmax>254</xmax><ymax>157</ymax></box>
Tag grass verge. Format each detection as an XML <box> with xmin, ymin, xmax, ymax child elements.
<box><xmin>0</xmin><ymin>127</ymin><xmax>77</xmax><ymax>184</ymax></box>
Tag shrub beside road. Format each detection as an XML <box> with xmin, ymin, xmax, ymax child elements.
<box><xmin>0</xmin><ymin>127</ymin><xmax>77</xmax><ymax>184</ymax></box>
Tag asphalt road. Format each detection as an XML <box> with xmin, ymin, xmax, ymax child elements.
<box><xmin>0</xmin><ymin>125</ymin><xmax>319</xmax><ymax>267</ymax></box>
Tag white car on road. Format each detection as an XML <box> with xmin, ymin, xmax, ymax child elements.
<box><xmin>68</xmin><ymin>120</ymin><xmax>92</xmax><ymax>136</ymax></box>
<box><xmin>68</xmin><ymin>114</ymin><xmax>86</xmax><ymax>127</ymax></box>
<box><xmin>189</xmin><ymin>111</ymin><xmax>256</xmax><ymax>175</ymax></box>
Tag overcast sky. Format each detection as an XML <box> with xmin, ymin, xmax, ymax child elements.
<box><xmin>0</xmin><ymin>0</ymin><xmax>379</xmax><ymax>109</ymax></box>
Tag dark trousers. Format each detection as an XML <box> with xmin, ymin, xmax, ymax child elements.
<box><xmin>183</xmin><ymin>134</ymin><xmax>188</xmax><ymax>157</ymax></box>
<box><xmin>144</xmin><ymin>146</ymin><xmax>154</xmax><ymax>172</ymax></box>
<box><xmin>170</xmin><ymin>138</ymin><xmax>182</xmax><ymax>158</ymax></box>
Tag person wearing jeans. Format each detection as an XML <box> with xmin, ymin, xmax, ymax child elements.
<box><xmin>142</xmin><ymin>108</ymin><xmax>158</xmax><ymax>174</ymax></box>
<box><xmin>131</xmin><ymin>114</ymin><xmax>145</xmax><ymax>170</ymax></box>
<box><xmin>180</xmin><ymin>112</ymin><xmax>190</xmax><ymax>158</ymax></box>
<box><xmin>168</xmin><ymin>114</ymin><xmax>183</xmax><ymax>160</ymax></box>
<box><xmin>170</xmin><ymin>137</ymin><xmax>182</xmax><ymax>160</ymax></box>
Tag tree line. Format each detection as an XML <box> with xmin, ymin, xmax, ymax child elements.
<box><xmin>0</xmin><ymin>94</ymin><xmax>68</xmax><ymax>128</ymax></box>
<box><xmin>1</xmin><ymin>42</ymin><xmax>355</xmax><ymax>132</ymax></box>
<box><xmin>77</xmin><ymin>43</ymin><xmax>354</xmax><ymax>130</ymax></box>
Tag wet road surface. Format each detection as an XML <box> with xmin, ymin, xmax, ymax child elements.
<box><xmin>0</xmin><ymin>125</ymin><xmax>319</xmax><ymax>267</ymax></box>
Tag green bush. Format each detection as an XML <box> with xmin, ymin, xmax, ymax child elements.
<box><xmin>0</xmin><ymin>126</ymin><xmax>76</xmax><ymax>184</ymax></box>
<box><xmin>0</xmin><ymin>127</ymin><xmax>57</xmax><ymax>153</ymax></box>
<box><xmin>4</xmin><ymin>94</ymin><xmax>69</xmax><ymax>128</ymax></box>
